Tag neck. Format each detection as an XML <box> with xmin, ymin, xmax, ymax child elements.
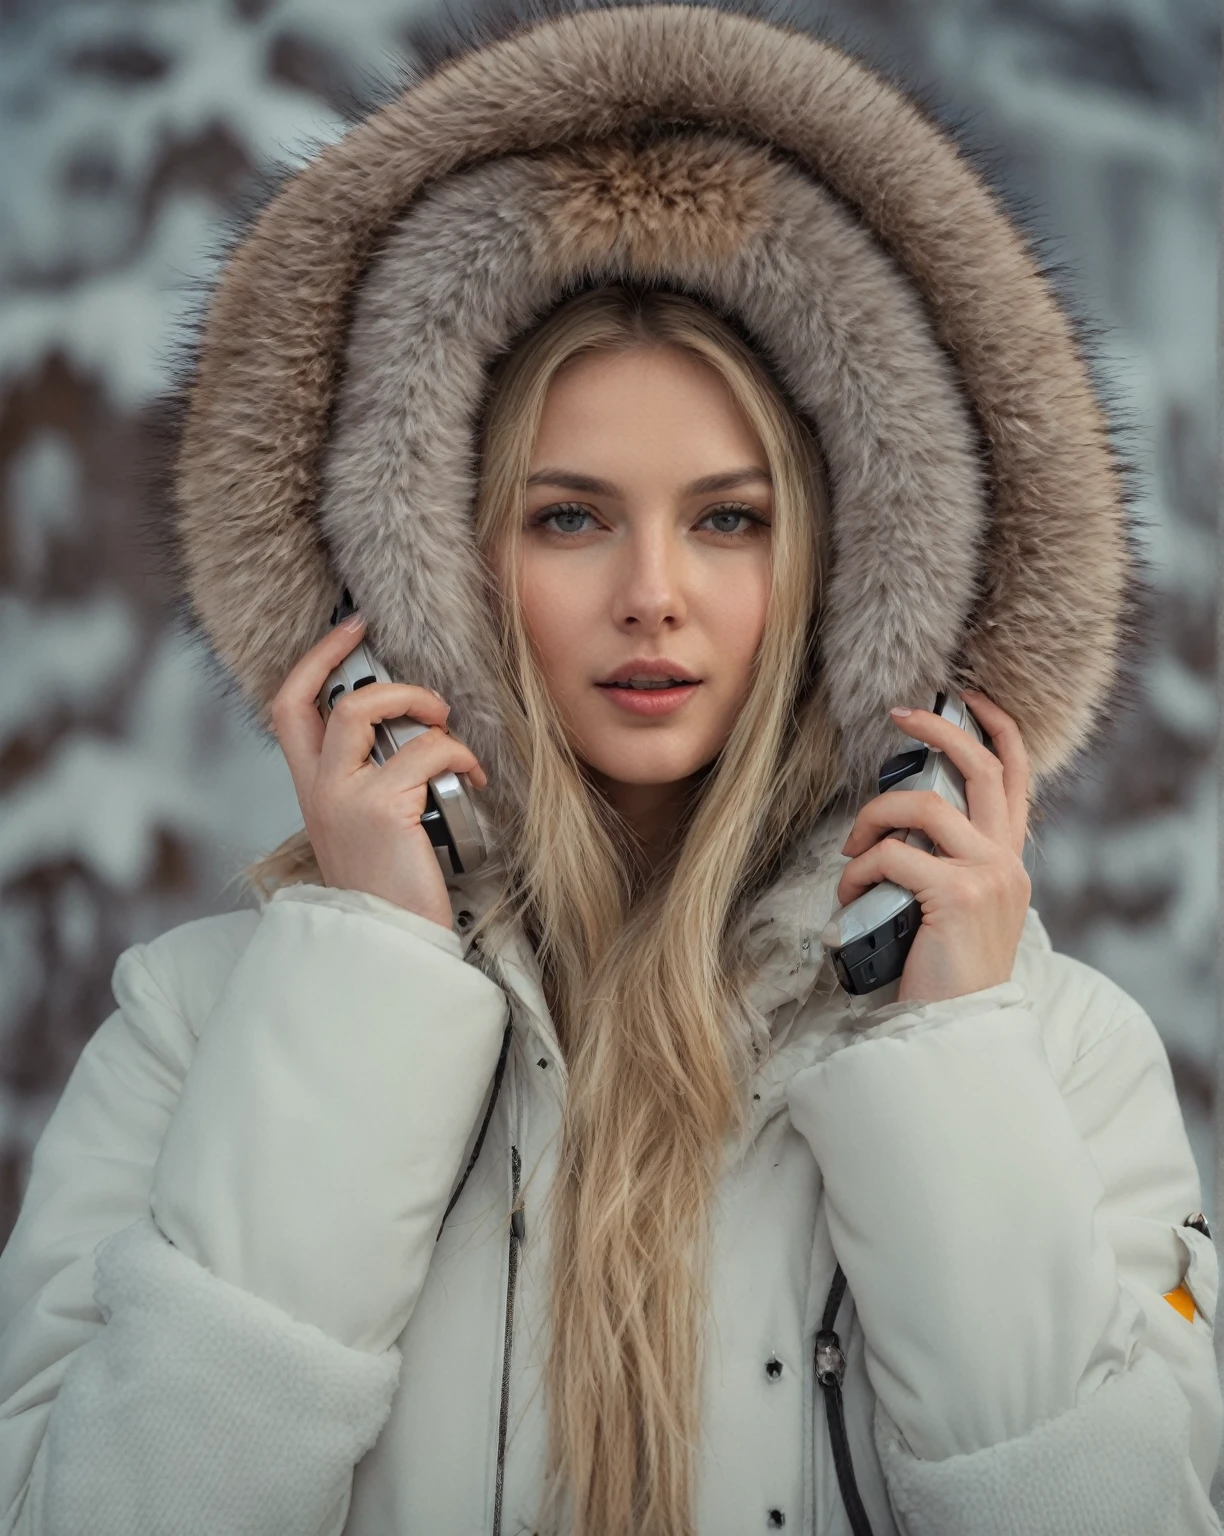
<box><xmin>586</xmin><ymin>768</ymin><xmax>704</xmax><ymax>878</ymax></box>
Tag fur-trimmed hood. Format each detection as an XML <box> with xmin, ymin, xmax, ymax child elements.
<box><xmin>167</xmin><ymin>0</ymin><xmax>1144</xmax><ymax>844</ymax></box>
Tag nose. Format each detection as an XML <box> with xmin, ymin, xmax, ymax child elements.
<box><xmin>610</xmin><ymin>519</ymin><xmax>688</xmax><ymax>631</ymax></box>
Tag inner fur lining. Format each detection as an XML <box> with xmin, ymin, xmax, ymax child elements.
<box><xmin>319</xmin><ymin>136</ymin><xmax>986</xmax><ymax>800</ymax></box>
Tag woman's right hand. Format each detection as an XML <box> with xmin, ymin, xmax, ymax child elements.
<box><xmin>270</xmin><ymin>611</ymin><xmax>488</xmax><ymax>930</ymax></box>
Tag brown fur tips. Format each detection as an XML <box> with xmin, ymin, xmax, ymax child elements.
<box><xmin>538</xmin><ymin>136</ymin><xmax>780</xmax><ymax>272</ymax></box>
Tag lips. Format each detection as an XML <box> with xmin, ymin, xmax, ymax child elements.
<box><xmin>596</xmin><ymin>679</ymin><xmax>701</xmax><ymax>717</ymax></box>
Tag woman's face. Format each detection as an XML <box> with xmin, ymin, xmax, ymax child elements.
<box><xmin>513</xmin><ymin>343</ymin><xmax>774</xmax><ymax>798</ymax></box>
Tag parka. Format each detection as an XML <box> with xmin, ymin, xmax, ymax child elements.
<box><xmin>0</xmin><ymin>4</ymin><xmax>1220</xmax><ymax>1534</ymax></box>
<box><xmin>0</xmin><ymin>816</ymin><xmax>1220</xmax><ymax>1535</ymax></box>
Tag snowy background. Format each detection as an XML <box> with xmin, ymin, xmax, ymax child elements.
<box><xmin>0</xmin><ymin>0</ymin><xmax>1217</xmax><ymax>1243</ymax></box>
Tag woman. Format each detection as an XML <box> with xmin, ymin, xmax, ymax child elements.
<box><xmin>0</xmin><ymin>6</ymin><xmax>1219</xmax><ymax>1536</ymax></box>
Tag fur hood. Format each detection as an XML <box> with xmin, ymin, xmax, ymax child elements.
<box><xmin>167</xmin><ymin>0</ymin><xmax>1144</xmax><ymax>839</ymax></box>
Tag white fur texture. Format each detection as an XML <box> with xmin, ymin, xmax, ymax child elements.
<box><xmin>877</xmin><ymin>1350</ymin><xmax>1192</xmax><ymax>1536</ymax></box>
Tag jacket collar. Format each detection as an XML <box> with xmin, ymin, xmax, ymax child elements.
<box><xmin>446</xmin><ymin>797</ymin><xmax>863</xmax><ymax>1066</ymax></box>
<box><xmin>736</xmin><ymin>797</ymin><xmax>859</xmax><ymax>1024</ymax></box>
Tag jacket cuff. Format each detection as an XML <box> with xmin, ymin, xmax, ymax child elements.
<box><xmin>842</xmin><ymin>977</ymin><xmax>1026</xmax><ymax>1037</ymax></box>
<box><xmin>43</xmin><ymin>1217</ymin><xmax>399</xmax><ymax>1536</ymax></box>
<box><xmin>267</xmin><ymin>882</ymin><xmax>465</xmax><ymax>956</ymax></box>
<box><xmin>150</xmin><ymin>889</ymin><xmax>510</xmax><ymax>1353</ymax></box>
<box><xmin>788</xmin><ymin>994</ymin><xmax>1136</xmax><ymax>1460</ymax></box>
<box><xmin>877</xmin><ymin>1348</ymin><xmax>1210</xmax><ymax>1536</ymax></box>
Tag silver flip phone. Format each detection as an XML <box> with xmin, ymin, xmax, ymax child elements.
<box><xmin>821</xmin><ymin>690</ymin><xmax>995</xmax><ymax>995</ymax></box>
<box><xmin>316</xmin><ymin>589</ymin><xmax>488</xmax><ymax>878</ymax></box>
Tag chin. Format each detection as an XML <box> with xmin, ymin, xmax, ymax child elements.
<box><xmin>585</xmin><ymin>738</ymin><xmax>713</xmax><ymax>785</ymax></box>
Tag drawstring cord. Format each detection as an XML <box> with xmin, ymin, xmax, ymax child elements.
<box><xmin>816</xmin><ymin>1264</ymin><xmax>876</xmax><ymax>1536</ymax></box>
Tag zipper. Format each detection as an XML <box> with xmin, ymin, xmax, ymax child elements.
<box><xmin>493</xmin><ymin>1141</ymin><xmax>523</xmax><ymax>1536</ymax></box>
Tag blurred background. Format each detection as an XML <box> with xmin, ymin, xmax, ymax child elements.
<box><xmin>0</xmin><ymin>0</ymin><xmax>1217</xmax><ymax>1246</ymax></box>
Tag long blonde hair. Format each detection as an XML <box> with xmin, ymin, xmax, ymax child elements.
<box><xmin>242</xmin><ymin>286</ymin><xmax>842</xmax><ymax>1536</ymax></box>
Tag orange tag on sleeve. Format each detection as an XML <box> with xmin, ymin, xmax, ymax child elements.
<box><xmin>1164</xmin><ymin>1284</ymin><xmax>1197</xmax><ymax>1322</ymax></box>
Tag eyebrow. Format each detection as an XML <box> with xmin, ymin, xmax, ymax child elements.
<box><xmin>524</xmin><ymin>466</ymin><xmax>772</xmax><ymax>497</ymax></box>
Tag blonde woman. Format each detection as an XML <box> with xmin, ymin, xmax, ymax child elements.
<box><xmin>0</xmin><ymin>9</ymin><xmax>1219</xmax><ymax>1536</ymax></box>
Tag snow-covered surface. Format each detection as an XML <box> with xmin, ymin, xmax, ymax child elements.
<box><xmin>0</xmin><ymin>0</ymin><xmax>1217</xmax><ymax>1231</ymax></box>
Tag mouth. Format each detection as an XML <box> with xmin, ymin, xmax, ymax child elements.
<box><xmin>597</xmin><ymin>678</ymin><xmax>698</xmax><ymax>691</ymax></box>
<box><xmin>595</xmin><ymin>679</ymin><xmax>702</xmax><ymax>716</ymax></box>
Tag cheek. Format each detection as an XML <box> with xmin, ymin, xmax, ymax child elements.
<box><xmin>518</xmin><ymin>557</ymin><xmax>590</xmax><ymax>689</ymax></box>
<box><xmin>704</xmin><ymin>557</ymin><xmax>771</xmax><ymax>691</ymax></box>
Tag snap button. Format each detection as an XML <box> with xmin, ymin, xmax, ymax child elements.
<box><xmin>1185</xmin><ymin>1212</ymin><xmax>1212</xmax><ymax>1240</ymax></box>
<box><xmin>767</xmin><ymin>1510</ymin><xmax>786</xmax><ymax>1528</ymax></box>
<box><xmin>801</xmin><ymin>938</ymin><xmax>810</xmax><ymax>951</ymax></box>
<box><xmin>764</xmin><ymin>1357</ymin><xmax>783</xmax><ymax>1381</ymax></box>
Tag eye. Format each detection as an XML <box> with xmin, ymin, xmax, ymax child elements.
<box><xmin>528</xmin><ymin>501</ymin><xmax>771</xmax><ymax>539</ymax></box>
<box><xmin>530</xmin><ymin>502</ymin><xmax>597</xmax><ymax>536</ymax></box>
<box><xmin>698</xmin><ymin>502</ymin><xmax>771</xmax><ymax>539</ymax></box>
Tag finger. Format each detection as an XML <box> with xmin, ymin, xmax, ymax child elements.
<box><xmin>960</xmin><ymin>690</ymin><xmax>1031</xmax><ymax>854</ymax></box>
<box><xmin>271</xmin><ymin>614</ymin><xmax>369</xmax><ymax>779</ymax></box>
<box><xmin>841</xmin><ymin>789</ymin><xmax>996</xmax><ymax>863</ymax></box>
<box><xmin>888</xmin><ymin>702</ymin><xmax>1010</xmax><ymax>847</ymax></box>
<box><xmin>836</xmin><ymin>835</ymin><xmax>947</xmax><ymax>908</ymax></box>
<box><xmin>319</xmin><ymin>682</ymin><xmax>453</xmax><ymax>779</ymax></box>
<box><xmin>376</xmin><ymin>725</ymin><xmax>487</xmax><ymax>795</ymax></box>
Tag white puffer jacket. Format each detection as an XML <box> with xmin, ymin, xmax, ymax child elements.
<box><xmin>0</xmin><ymin>803</ymin><xmax>1219</xmax><ymax>1536</ymax></box>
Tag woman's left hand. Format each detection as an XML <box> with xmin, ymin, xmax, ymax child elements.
<box><xmin>836</xmin><ymin>689</ymin><xmax>1033</xmax><ymax>1005</ymax></box>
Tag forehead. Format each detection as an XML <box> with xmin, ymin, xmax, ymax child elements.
<box><xmin>530</xmin><ymin>347</ymin><xmax>767</xmax><ymax>477</ymax></box>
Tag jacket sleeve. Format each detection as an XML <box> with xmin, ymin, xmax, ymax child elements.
<box><xmin>786</xmin><ymin>968</ymin><xmax>1224</xmax><ymax>1536</ymax></box>
<box><xmin>0</xmin><ymin>884</ymin><xmax>511</xmax><ymax>1536</ymax></box>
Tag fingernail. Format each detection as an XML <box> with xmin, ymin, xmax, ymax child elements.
<box><xmin>340</xmin><ymin>612</ymin><xmax>364</xmax><ymax>630</ymax></box>
<box><xmin>890</xmin><ymin>706</ymin><xmax>912</xmax><ymax>718</ymax></box>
